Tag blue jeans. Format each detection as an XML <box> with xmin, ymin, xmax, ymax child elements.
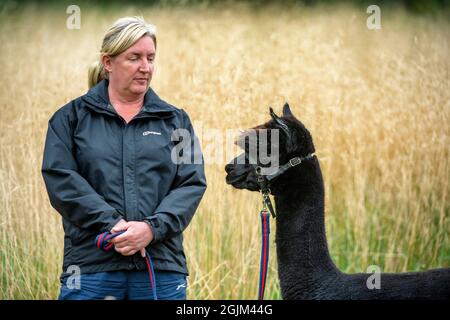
<box><xmin>58</xmin><ymin>270</ymin><xmax>187</xmax><ymax>300</ymax></box>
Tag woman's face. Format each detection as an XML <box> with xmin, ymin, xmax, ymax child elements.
<box><xmin>104</xmin><ymin>35</ymin><xmax>156</xmax><ymax>99</ymax></box>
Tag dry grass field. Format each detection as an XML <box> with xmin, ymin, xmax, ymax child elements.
<box><xmin>0</xmin><ymin>3</ymin><xmax>449</xmax><ymax>299</ymax></box>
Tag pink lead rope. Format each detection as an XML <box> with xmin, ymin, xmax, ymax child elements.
<box><xmin>258</xmin><ymin>210</ymin><xmax>271</xmax><ymax>300</ymax></box>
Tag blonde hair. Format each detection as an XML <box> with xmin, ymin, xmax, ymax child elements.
<box><xmin>88</xmin><ymin>16</ymin><xmax>157</xmax><ymax>88</ymax></box>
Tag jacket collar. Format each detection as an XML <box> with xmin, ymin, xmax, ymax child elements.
<box><xmin>81</xmin><ymin>79</ymin><xmax>177</xmax><ymax>118</ymax></box>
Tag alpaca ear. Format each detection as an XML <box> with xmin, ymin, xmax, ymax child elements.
<box><xmin>269</xmin><ymin>107</ymin><xmax>279</xmax><ymax>121</ymax></box>
<box><xmin>269</xmin><ymin>107</ymin><xmax>290</xmax><ymax>137</ymax></box>
<box><xmin>282</xmin><ymin>102</ymin><xmax>294</xmax><ymax>117</ymax></box>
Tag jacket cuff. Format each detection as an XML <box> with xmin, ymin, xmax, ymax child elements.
<box><xmin>145</xmin><ymin>216</ymin><xmax>162</xmax><ymax>244</ymax></box>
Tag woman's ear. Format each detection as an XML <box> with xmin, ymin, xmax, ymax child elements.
<box><xmin>101</xmin><ymin>54</ymin><xmax>113</xmax><ymax>73</ymax></box>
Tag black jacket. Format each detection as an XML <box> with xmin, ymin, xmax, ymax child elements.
<box><xmin>42</xmin><ymin>80</ymin><xmax>207</xmax><ymax>276</ymax></box>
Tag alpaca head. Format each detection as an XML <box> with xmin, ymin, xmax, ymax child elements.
<box><xmin>225</xmin><ymin>103</ymin><xmax>315</xmax><ymax>195</ymax></box>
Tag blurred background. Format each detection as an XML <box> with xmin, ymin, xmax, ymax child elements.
<box><xmin>0</xmin><ymin>0</ymin><xmax>449</xmax><ymax>299</ymax></box>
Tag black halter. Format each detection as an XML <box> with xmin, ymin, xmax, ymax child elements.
<box><xmin>254</xmin><ymin>153</ymin><xmax>315</xmax><ymax>218</ymax></box>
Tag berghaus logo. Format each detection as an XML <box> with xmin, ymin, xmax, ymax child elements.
<box><xmin>143</xmin><ymin>131</ymin><xmax>161</xmax><ymax>136</ymax></box>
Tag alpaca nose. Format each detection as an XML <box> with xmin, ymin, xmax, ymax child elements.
<box><xmin>225</xmin><ymin>169</ymin><xmax>246</xmax><ymax>186</ymax></box>
<box><xmin>225</xmin><ymin>163</ymin><xmax>234</xmax><ymax>174</ymax></box>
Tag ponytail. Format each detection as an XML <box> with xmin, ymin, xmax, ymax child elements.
<box><xmin>88</xmin><ymin>61</ymin><xmax>106</xmax><ymax>89</ymax></box>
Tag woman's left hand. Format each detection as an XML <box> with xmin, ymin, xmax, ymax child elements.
<box><xmin>110</xmin><ymin>221</ymin><xmax>154</xmax><ymax>257</ymax></box>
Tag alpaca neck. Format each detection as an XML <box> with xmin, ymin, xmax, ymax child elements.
<box><xmin>272</xmin><ymin>158</ymin><xmax>450</xmax><ymax>300</ymax></box>
<box><xmin>274</xmin><ymin>159</ymin><xmax>340</xmax><ymax>298</ymax></box>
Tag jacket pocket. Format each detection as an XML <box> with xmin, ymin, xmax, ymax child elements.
<box><xmin>142</xmin><ymin>132</ymin><xmax>172</xmax><ymax>149</ymax></box>
<box><xmin>63</xmin><ymin>219</ymin><xmax>97</xmax><ymax>245</ymax></box>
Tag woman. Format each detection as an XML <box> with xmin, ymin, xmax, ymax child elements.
<box><xmin>42</xmin><ymin>16</ymin><xmax>207</xmax><ymax>300</ymax></box>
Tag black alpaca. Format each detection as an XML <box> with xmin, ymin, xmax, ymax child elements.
<box><xmin>225</xmin><ymin>103</ymin><xmax>450</xmax><ymax>299</ymax></box>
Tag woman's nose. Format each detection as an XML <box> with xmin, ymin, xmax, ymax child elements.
<box><xmin>139</xmin><ymin>58</ymin><xmax>151</xmax><ymax>73</ymax></box>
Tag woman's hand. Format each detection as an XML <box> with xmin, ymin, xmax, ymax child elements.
<box><xmin>110</xmin><ymin>220</ymin><xmax>154</xmax><ymax>257</ymax></box>
<box><xmin>111</xmin><ymin>219</ymin><xmax>128</xmax><ymax>234</ymax></box>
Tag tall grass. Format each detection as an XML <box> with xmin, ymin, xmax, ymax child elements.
<box><xmin>0</xmin><ymin>3</ymin><xmax>449</xmax><ymax>299</ymax></box>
